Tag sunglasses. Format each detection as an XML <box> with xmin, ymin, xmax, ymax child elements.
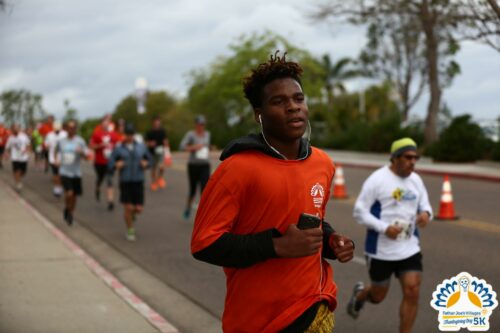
<box><xmin>401</xmin><ymin>154</ymin><xmax>420</xmax><ymax>161</ymax></box>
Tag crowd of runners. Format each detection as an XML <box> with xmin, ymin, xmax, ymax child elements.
<box><xmin>0</xmin><ymin>113</ymin><xmax>211</xmax><ymax>242</ymax></box>
<box><xmin>0</xmin><ymin>53</ymin><xmax>436</xmax><ymax>333</ymax></box>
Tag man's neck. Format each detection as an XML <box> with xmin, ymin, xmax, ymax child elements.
<box><xmin>266</xmin><ymin>137</ymin><xmax>301</xmax><ymax>160</ymax></box>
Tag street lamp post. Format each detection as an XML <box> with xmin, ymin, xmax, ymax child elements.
<box><xmin>135</xmin><ymin>77</ymin><xmax>148</xmax><ymax>115</ymax></box>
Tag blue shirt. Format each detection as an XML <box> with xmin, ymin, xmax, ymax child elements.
<box><xmin>108</xmin><ymin>141</ymin><xmax>152</xmax><ymax>183</ymax></box>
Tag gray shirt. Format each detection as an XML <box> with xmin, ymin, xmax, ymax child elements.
<box><xmin>179</xmin><ymin>130</ymin><xmax>211</xmax><ymax>164</ymax></box>
<box><xmin>57</xmin><ymin>136</ymin><xmax>87</xmax><ymax>177</ymax></box>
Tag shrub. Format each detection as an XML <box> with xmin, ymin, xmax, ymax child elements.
<box><xmin>428</xmin><ymin>114</ymin><xmax>489</xmax><ymax>162</ymax></box>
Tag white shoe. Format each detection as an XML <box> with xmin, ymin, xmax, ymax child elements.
<box><xmin>126</xmin><ymin>229</ymin><xmax>136</xmax><ymax>241</ymax></box>
<box><xmin>16</xmin><ymin>183</ymin><xmax>23</xmax><ymax>191</ymax></box>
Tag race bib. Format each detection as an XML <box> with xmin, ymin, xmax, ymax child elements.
<box><xmin>195</xmin><ymin>146</ymin><xmax>209</xmax><ymax>160</ymax></box>
<box><xmin>62</xmin><ymin>152</ymin><xmax>76</xmax><ymax>165</ymax></box>
<box><xmin>392</xmin><ymin>219</ymin><xmax>412</xmax><ymax>241</ymax></box>
<box><xmin>103</xmin><ymin>148</ymin><xmax>112</xmax><ymax>159</ymax></box>
<box><xmin>154</xmin><ymin>146</ymin><xmax>164</xmax><ymax>155</ymax></box>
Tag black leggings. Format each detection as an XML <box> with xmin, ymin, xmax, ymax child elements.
<box><xmin>94</xmin><ymin>163</ymin><xmax>112</xmax><ymax>188</ymax></box>
<box><xmin>187</xmin><ymin>163</ymin><xmax>210</xmax><ymax>199</ymax></box>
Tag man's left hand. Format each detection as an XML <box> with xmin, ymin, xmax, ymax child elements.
<box><xmin>329</xmin><ymin>233</ymin><xmax>354</xmax><ymax>263</ymax></box>
<box><xmin>416</xmin><ymin>212</ymin><xmax>430</xmax><ymax>228</ymax></box>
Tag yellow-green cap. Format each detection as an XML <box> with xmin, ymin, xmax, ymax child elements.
<box><xmin>390</xmin><ymin>137</ymin><xmax>417</xmax><ymax>157</ymax></box>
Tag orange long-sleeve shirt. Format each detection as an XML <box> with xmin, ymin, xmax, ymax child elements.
<box><xmin>192</xmin><ymin>147</ymin><xmax>337</xmax><ymax>333</ymax></box>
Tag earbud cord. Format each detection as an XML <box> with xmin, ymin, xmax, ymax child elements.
<box><xmin>260</xmin><ymin>120</ymin><xmax>288</xmax><ymax>160</ymax></box>
<box><xmin>259</xmin><ymin>119</ymin><xmax>312</xmax><ymax>161</ymax></box>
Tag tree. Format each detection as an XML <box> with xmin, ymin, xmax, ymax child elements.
<box><xmin>358</xmin><ymin>8</ymin><xmax>428</xmax><ymax>122</ymax></box>
<box><xmin>428</xmin><ymin>114</ymin><xmax>489</xmax><ymax>162</ymax></box>
<box><xmin>113</xmin><ymin>90</ymin><xmax>178</xmax><ymax>137</ymax></box>
<box><xmin>461</xmin><ymin>0</ymin><xmax>500</xmax><ymax>51</ymax></box>
<box><xmin>63</xmin><ymin>99</ymin><xmax>78</xmax><ymax>122</ymax></box>
<box><xmin>0</xmin><ymin>89</ymin><xmax>46</xmax><ymax>127</ymax></box>
<box><xmin>186</xmin><ymin>31</ymin><xmax>326</xmax><ymax>148</ymax></box>
<box><xmin>311</xmin><ymin>0</ymin><xmax>498</xmax><ymax>145</ymax></box>
<box><xmin>320</xmin><ymin>54</ymin><xmax>359</xmax><ymax>113</ymax></box>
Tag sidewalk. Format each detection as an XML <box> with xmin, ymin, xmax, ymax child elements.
<box><xmin>0</xmin><ymin>181</ymin><xmax>173</xmax><ymax>333</ymax></box>
<box><xmin>323</xmin><ymin>149</ymin><xmax>500</xmax><ymax>182</ymax></box>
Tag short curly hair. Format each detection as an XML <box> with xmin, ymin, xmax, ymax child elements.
<box><xmin>243</xmin><ymin>51</ymin><xmax>303</xmax><ymax>109</ymax></box>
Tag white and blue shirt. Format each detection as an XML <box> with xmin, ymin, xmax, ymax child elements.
<box><xmin>57</xmin><ymin>136</ymin><xmax>87</xmax><ymax>177</ymax></box>
<box><xmin>353</xmin><ymin>165</ymin><xmax>433</xmax><ymax>260</ymax></box>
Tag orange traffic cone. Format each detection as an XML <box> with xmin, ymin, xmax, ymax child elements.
<box><xmin>331</xmin><ymin>163</ymin><xmax>349</xmax><ymax>199</ymax></box>
<box><xmin>436</xmin><ymin>175</ymin><xmax>459</xmax><ymax>220</ymax></box>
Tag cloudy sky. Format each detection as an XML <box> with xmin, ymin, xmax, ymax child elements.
<box><xmin>1</xmin><ymin>0</ymin><xmax>499</xmax><ymax>122</ymax></box>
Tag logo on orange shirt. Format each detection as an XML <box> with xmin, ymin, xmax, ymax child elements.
<box><xmin>311</xmin><ymin>183</ymin><xmax>325</xmax><ymax>208</ymax></box>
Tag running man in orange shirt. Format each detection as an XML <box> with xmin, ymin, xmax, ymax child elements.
<box><xmin>191</xmin><ymin>52</ymin><xmax>355</xmax><ymax>333</ymax></box>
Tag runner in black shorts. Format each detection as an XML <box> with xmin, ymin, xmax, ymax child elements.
<box><xmin>61</xmin><ymin>176</ymin><xmax>83</xmax><ymax>196</ymax></box>
<box><xmin>12</xmin><ymin>161</ymin><xmax>28</xmax><ymax>175</ymax></box>
<box><xmin>108</xmin><ymin>123</ymin><xmax>151</xmax><ymax>241</ymax></box>
<box><xmin>348</xmin><ymin>138</ymin><xmax>432</xmax><ymax>333</ymax></box>
<box><xmin>367</xmin><ymin>252</ymin><xmax>423</xmax><ymax>285</ymax></box>
<box><xmin>120</xmin><ymin>181</ymin><xmax>144</xmax><ymax>206</ymax></box>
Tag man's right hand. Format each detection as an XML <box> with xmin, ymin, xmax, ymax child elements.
<box><xmin>385</xmin><ymin>225</ymin><xmax>403</xmax><ymax>239</ymax></box>
<box><xmin>272</xmin><ymin>224</ymin><xmax>323</xmax><ymax>258</ymax></box>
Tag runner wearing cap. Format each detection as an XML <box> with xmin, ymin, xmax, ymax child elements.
<box><xmin>347</xmin><ymin>137</ymin><xmax>433</xmax><ymax>333</ymax></box>
<box><xmin>179</xmin><ymin>115</ymin><xmax>211</xmax><ymax>220</ymax></box>
<box><xmin>108</xmin><ymin>123</ymin><xmax>152</xmax><ymax>241</ymax></box>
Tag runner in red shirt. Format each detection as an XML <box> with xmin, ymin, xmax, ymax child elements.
<box><xmin>89</xmin><ymin>115</ymin><xmax>120</xmax><ymax>211</ymax></box>
<box><xmin>0</xmin><ymin>122</ymin><xmax>11</xmax><ymax>169</ymax></box>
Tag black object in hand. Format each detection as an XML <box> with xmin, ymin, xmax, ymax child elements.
<box><xmin>297</xmin><ymin>213</ymin><xmax>321</xmax><ymax>230</ymax></box>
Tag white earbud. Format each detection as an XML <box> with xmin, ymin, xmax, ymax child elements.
<box><xmin>258</xmin><ymin>114</ymin><xmax>262</xmax><ymax>124</ymax></box>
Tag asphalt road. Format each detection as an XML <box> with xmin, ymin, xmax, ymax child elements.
<box><xmin>2</xmin><ymin>154</ymin><xmax>499</xmax><ymax>333</ymax></box>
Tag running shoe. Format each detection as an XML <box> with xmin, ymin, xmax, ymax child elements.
<box><xmin>347</xmin><ymin>281</ymin><xmax>365</xmax><ymax>319</ymax></box>
<box><xmin>16</xmin><ymin>182</ymin><xmax>23</xmax><ymax>192</ymax></box>
<box><xmin>158</xmin><ymin>178</ymin><xmax>166</xmax><ymax>188</ymax></box>
<box><xmin>95</xmin><ymin>189</ymin><xmax>100</xmax><ymax>202</ymax></box>
<box><xmin>63</xmin><ymin>208</ymin><xmax>69</xmax><ymax>221</ymax></box>
<box><xmin>183</xmin><ymin>208</ymin><xmax>191</xmax><ymax>220</ymax></box>
<box><xmin>126</xmin><ymin>228</ymin><xmax>136</xmax><ymax>241</ymax></box>
<box><xmin>150</xmin><ymin>182</ymin><xmax>158</xmax><ymax>191</ymax></box>
<box><xmin>107</xmin><ymin>202</ymin><xmax>114</xmax><ymax>211</ymax></box>
<box><xmin>65</xmin><ymin>210</ymin><xmax>73</xmax><ymax>226</ymax></box>
<box><xmin>53</xmin><ymin>186</ymin><xmax>62</xmax><ymax>198</ymax></box>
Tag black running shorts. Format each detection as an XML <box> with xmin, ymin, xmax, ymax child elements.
<box><xmin>61</xmin><ymin>176</ymin><xmax>83</xmax><ymax>196</ymax></box>
<box><xmin>12</xmin><ymin>161</ymin><xmax>28</xmax><ymax>175</ymax></box>
<box><xmin>367</xmin><ymin>252</ymin><xmax>423</xmax><ymax>284</ymax></box>
<box><xmin>119</xmin><ymin>181</ymin><xmax>144</xmax><ymax>205</ymax></box>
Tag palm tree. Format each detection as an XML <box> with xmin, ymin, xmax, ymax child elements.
<box><xmin>321</xmin><ymin>55</ymin><xmax>360</xmax><ymax>113</ymax></box>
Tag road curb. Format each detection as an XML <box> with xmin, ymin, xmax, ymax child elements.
<box><xmin>2</xmin><ymin>180</ymin><xmax>179</xmax><ymax>333</ymax></box>
<box><xmin>337</xmin><ymin>161</ymin><xmax>500</xmax><ymax>183</ymax></box>
<box><xmin>0</xmin><ymin>170</ymin><xmax>222</xmax><ymax>333</ymax></box>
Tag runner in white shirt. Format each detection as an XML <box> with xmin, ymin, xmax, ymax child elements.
<box><xmin>45</xmin><ymin>121</ymin><xmax>67</xmax><ymax>197</ymax></box>
<box><xmin>5</xmin><ymin>124</ymin><xmax>31</xmax><ymax>191</ymax></box>
<box><xmin>347</xmin><ymin>138</ymin><xmax>432</xmax><ymax>333</ymax></box>
<box><xmin>55</xmin><ymin>120</ymin><xmax>88</xmax><ymax>225</ymax></box>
